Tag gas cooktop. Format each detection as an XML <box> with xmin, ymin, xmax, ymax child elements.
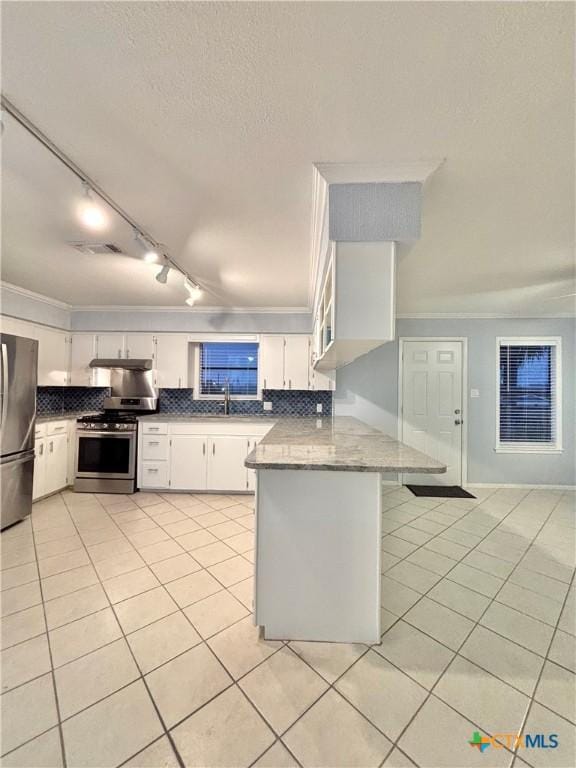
<box><xmin>77</xmin><ymin>413</ymin><xmax>138</xmax><ymax>424</ymax></box>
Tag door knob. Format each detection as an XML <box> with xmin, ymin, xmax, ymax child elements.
<box><xmin>454</xmin><ymin>419</ymin><xmax>462</xmax><ymax>425</ymax></box>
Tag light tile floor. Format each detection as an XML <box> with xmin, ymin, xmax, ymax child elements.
<box><xmin>1</xmin><ymin>486</ymin><xmax>574</xmax><ymax>767</ymax></box>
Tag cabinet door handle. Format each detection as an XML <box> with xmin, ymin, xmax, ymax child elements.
<box><xmin>148</xmin><ymin>427</ymin><xmax>160</xmax><ymax>431</ymax></box>
<box><xmin>263</xmin><ymin>378</ymin><xmax>266</xmax><ymax>389</ymax></box>
<box><xmin>289</xmin><ymin>379</ymin><xmax>292</xmax><ymax>389</ymax></box>
<box><xmin>147</xmin><ymin>441</ymin><xmax>160</xmax><ymax>446</ymax></box>
<box><xmin>212</xmin><ymin>442</ymin><xmax>215</xmax><ymax>456</ymax></box>
<box><xmin>178</xmin><ymin>377</ymin><xmax>181</xmax><ymax>388</ymax></box>
<box><xmin>203</xmin><ymin>442</ymin><xmax>206</xmax><ymax>456</ymax></box>
<box><xmin>148</xmin><ymin>468</ymin><xmax>158</xmax><ymax>473</ymax></box>
<box><xmin>39</xmin><ymin>444</ymin><xmax>44</xmax><ymax>456</ymax></box>
<box><xmin>126</xmin><ymin>349</ymin><xmax>130</xmax><ymax>358</ymax></box>
<box><xmin>49</xmin><ymin>441</ymin><xmax>53</xmax><ymax>453</ymax></box>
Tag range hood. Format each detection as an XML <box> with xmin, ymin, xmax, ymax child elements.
<box><xmin>89</xmin><ymin>358</ymin><xmax>153</xmax><ymax>370</ymax></box>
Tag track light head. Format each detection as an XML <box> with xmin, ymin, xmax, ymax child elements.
<box><xmin>184</xmin><ymin>277</ymin><xmax>203</xmax><ymax>302</ymax></box>
<box><xmin>135</xmin><ymin>231</ymin><xmax>161</xmax><ymax>263</ymax></box>
<box><xmin>156</xmin><ymin>264</ymin><xmax>170</xmax><ymax>284</ymax></box>
<box><xmin>78</xmin><ymin>183</ymin><xmax>108</xmax><ymax>231</ymax></box>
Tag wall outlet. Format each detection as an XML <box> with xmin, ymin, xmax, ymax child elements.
<box><xmin>263</xmin><ymin>401</ymin><xmax>273</xmax><ymax>411</ymax></box>
<box><xmin>316</xmin><ymin>403</ymin><xmax>323</xmax><ymax>413</ymax></box>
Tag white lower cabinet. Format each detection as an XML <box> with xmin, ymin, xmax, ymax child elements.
<box><xmin>169</xmin><ymin>436</ymin><xmax>207</xmax><ymax>491</ymax></box>
<box><xmin>138</xmin><ymin>421</ymin><xmax>272</xmax><ymax>493</ymax></box>
<box><xmin>33</xmin><ymin>421</ymin><xmax>71</xmax><ymax>500</ymax></box>
<box><xmin>32</xmin><ymin>438</ymin><xmax>47</xmax><ymax>501</ymax></box>
<box><xmin>207</xmin><ymin>437</ymin><xmax>248</xmax><ymax>492</ymax></box>
<box><xmin>44</xmin><ymin>434</ymin><xmax>68</xmax><ymax>495</ymax></box>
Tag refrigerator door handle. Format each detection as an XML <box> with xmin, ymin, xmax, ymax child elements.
<box><xmin>0</xmin><ymin>343</ymin><xmax>8</xmax><ymax>430</ymax></box>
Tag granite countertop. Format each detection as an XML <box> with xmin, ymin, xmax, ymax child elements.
<box><xmin>36</xmin><ymin>412</ymin><xmax>100</xmax><ymax>423</ymax></box>
<box><xmin>138</xmin><ymin>414</ymin><xmax>279</xmax><ymax>423</ymax></box>
<box><xmin>244</xmin><ymin>416</ymin><xmax>447</xmax><ymax>474</ymax></box>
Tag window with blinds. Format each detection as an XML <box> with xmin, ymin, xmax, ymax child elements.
<box><xmin>497</xmin><ymin>339</ymin><xmax>561</xmax><ymax>451</ymax></box>
<box><xmin>199</xmin><ymin>342</ymin><xmax>258</xmax><ymax>396</ymax></box>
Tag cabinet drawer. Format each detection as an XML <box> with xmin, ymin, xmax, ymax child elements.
<box><xmin>142</xmin><ymin>435</ymin><xmax>169</xmax><ymax>461</ymax></box>
<box><xmin>46</xmin><ymin>421</ymin><xmax>68</xmax><ymax>436</ymax></box>
<box><xmin>140</xmin><ymin>461</ymin><xmax>169</xmax><ymax>488</ymax></box>
<box><xmin>35</xmin><ymin>424</ymin><xmax>47</xmax><ymax>439</ymax></box>
<box><xmin>141</xmin><ymin>422</ymin><xmax>168</xmax><ymax>435</ymax></box>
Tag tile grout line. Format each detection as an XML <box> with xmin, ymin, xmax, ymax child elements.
<box><xmin>379</xmin><ymin>488</ymin><xmax>571</xmax><ymax>768</ymax></box>
<box><xmin>26</xmin><ymin>509</ymin><xmax>69</xmax><ymax>768</ymax></box>
<box><xmin>2</xmin><ymin>487</ymin><xmax>572</xmax><ymax>767</ymax></box>
<box><xmin>60</xmin><ymin>491</ymin><xmax>298</xmax><ymax>767</ymax></box>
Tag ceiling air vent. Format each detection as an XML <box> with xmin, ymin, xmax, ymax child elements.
<box><xmin>68</xmin><ymin>241</ymin><xmax>123</xmax><ymax>255</ymax></box>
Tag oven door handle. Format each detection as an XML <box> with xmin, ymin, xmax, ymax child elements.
<box><xmin>77</xmin><ymin>431</ymin><xmax>135</xmax><ymax>438</ymax></box>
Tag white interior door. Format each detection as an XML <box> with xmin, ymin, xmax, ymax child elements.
<box><xmin>401</xmin><ymin>340</ymin><xmax>464</xmax><ymax>486</ymax></box>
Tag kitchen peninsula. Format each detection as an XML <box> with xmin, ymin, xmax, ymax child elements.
<box><xmin>245</xmin><ymin>416</ymin><xmax>446</xmax><ymax>644</ymax></box>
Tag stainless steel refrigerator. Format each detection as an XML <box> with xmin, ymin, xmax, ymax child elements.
<box><xmin>1</xmin><ymin>333</ymin><xmax>38</xmax><ymax>530</ymax></box>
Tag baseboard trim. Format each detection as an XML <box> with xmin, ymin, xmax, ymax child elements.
<box><xmin>468</xmin><ymin>483</ymin><xmax>575</xmax><ymax>491</ymax></box>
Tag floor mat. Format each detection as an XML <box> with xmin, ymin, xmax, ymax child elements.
<box><xmin>406</xmin><ymin>485</ymin><xmax>476</xmax><ymax>498</ymax></box>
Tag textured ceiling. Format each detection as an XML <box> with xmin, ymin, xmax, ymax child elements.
<box><xmin>1</xmin><ymin>1</ymin><xmax>574</xmax><ymax>313</ymax></box>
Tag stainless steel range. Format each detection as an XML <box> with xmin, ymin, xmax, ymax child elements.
<box><xmin>74</xmin><ymin>358</ymin><xmax>158</xmax><ymax>493</ymax></box>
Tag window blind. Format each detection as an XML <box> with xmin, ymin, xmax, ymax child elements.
<box><xmin>498</xmin><ymin>342</ymin><xmax>558</xmax><ymax>448</ymax></box>
<box><xmin>199</xmin><ymin>342</ymin><xmax>258</xmax><ymax>396</ymax></box>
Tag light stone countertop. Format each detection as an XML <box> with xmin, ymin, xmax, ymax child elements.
<box><xmin>36</xmin><ymin>412</ymin><xmax>100</xmax><ymax>423</ymax></box>
<box><xmin>137</xmin><ymin>414</ymin><xmax>279</xmax><ymax>423</ymax></box>
<box><xmin>244</xmin><ymin>416</ymin><xmax>447</xmax><ymax>474</ymax></box>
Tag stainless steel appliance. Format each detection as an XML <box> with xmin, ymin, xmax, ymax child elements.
<box><xmin>74</xmin><ymin>358</ymin><xmax>157</xmax><ymax>493</ymax></box>
<box><xmin>0</xmin><ymin>333</ymin><xmax>38</xmax><ymax>529</ymax></box>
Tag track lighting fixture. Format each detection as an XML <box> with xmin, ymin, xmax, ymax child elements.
<box><xmin>135</xmin><ymin>231</ymin><xmax>160</xmax><ymax>263</ymax></box>
<box><xmin>78</xmin><ymin>183</ymin><xmax>108</xmax><ymax>231</ymax></box>
<box><xmin>184</xmin><ymin>277</ymin><xmax>203</xmax><ymax>302</ymax></box>
<box><xmin>155</xmin><ymin>263</ymin><xmax>170</xmax><ymax>284</ymax></box>
<box><xmin>2</xmin><ymin>98</ymin><xmax>206</xmax><ymax>305</ymax></box>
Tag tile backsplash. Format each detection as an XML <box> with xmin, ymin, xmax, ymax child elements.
<box><xmin>37</xmin><ymin>387</ymin><xmax>111</xmax><ymax>416</ymax></box>
<box><xmin>158</xmin><ymin>389</ymin><xmax>333</xmax><ymax>416</ymax></box>
<box><xmin>37</xmin><ymin>387</ymin><xmax>333</xmax><ymax>417</ymax></box>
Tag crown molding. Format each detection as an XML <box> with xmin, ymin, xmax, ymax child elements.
<box><xmin>71</xmin><ymin>305</ymin><xmax>311</xmax><ymax>315</ymax></box>
<box><xmin>314</xmin><ymin>158</ymin><xmax>445</xmax><ymax>185</ymax></box>
<box><xmin>397</xmin><ymin>312</ymin><xmax>576</xmax><ymax>319</ymax></box>
<box><xmin>1</xmin><ymin>281</ymin><xmax>72</xmax><ymax>311</ymax></box>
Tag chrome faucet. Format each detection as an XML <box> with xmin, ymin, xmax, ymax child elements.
<box><xmin>222</xmin><ymin>379</ymin><xmax>231</xmax><ymax>415</ymax></box>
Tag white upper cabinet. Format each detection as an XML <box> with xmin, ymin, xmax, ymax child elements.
<box><xmin>124</xmin><ymin>334</ymin><xmax>155</xmax><ymax>360</ymax></box>
<box><xmin>36</xmin><ymin>326</ymin><xmax>69</xmax><ymax>386</ymax></box>
<box><xmin>95</xmin><ymin>334</ymin><xmax>124</xmax><ymax>359</ymax></box>
<box><xmin>154</xmin><ymin>335</ymin><xmax>189</xmax><ymax>388</ymax></box>
<box><xmin>313</xmin><ymin>241</ymin><xmax>396</xmax><ymax>371</ymax></box>
<box><xmin>310</xmin><ymin>365</ymin><xmax>335</xmax><ymax>392</ymax></box>
<box><xmin>284</xmin><ymin>336</ymin><xmax>310</xmax><ymax>390</ymax></box>
<box><xmin>70</xmin><ymin>334</ymin><xmax>96</xmax><ymax>386</ymax></box>
<box><xmin>259</xmin><ymin>334</ymin><xmax>333</xmax><ymax>391</ymax></box>
<box><xmin>259</xmin><ymin>336</ymin><xmax>285</xmax><ymax>390</ymax></box>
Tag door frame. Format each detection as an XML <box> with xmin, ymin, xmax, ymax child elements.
<box><xmin>398</xmin><ymin>337</ymin><xmax>468</xmax><ymax>488</ymax></box>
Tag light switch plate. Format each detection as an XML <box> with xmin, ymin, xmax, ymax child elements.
<box><xmin>263</xmin><ymin>401</ymin><xmax>273</xmax><ymax>411</ymax></box>
<box><xmin>316</xmin><ymin>403</ymin><xmax>323</xmax><ymax>413</ymax></box>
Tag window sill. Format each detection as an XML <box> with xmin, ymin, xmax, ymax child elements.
<box><xmin>495</xmin><ymin>446</ymin><xmax>564</xmax><ymax>455</ymax></box>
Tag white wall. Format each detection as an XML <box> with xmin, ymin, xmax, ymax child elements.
<box><xmin>1</xmin><ymin>283</ymin><xmax>71</xmax><ymax>329</ymax></box>
<box><xmin>336</xmin><ymin>317</ymin><xmax>575</xmax><ymax>487</ymax></box>
<box><xmin>1</xmin><ymin>282</ymin><xmax>313</xmax><ymax>335</ymax></box>
<box><xmin>71</xmin><ymin>309</ymin><xmax>312</xmax><ymax>334</ymax></box>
